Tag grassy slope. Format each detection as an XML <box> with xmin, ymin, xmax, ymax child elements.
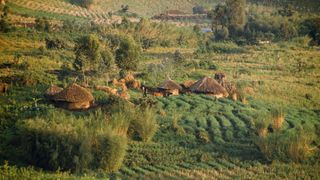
<box><xmin>1</xmin><ymin>28</ymin><xmax>320</xmax><ymax>178</ymax></box>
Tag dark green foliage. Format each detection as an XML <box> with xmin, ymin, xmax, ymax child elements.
<box><xmin>300</xmin><ymin>18</ymin><xmax>320</xmax><ymax>46</ymax></box>
<box><xmin>115</xmin><ymin>36</ymin><xmax>140</xmax><ymax>71</ymax></box>
<box><xmin>22</xmin><ymin>70</ymin><xmax>58</xmax><ymax>86</ymax></box>
<box><xmin>0</xmin><ymin>17</ymin><xmax>11</xmax><ymax>33</ymax></box>
<box><xmin>192</xmin><ymin>6</ymin><xmax>205</xmax><ymax>14</ymax></box>
<box><xmin>215</xmin><ymin>27</ymin><xmax>229</xmax><ymax>41</ymax></box>
<box><xmin>173</xmin><ymin>50</ymin><xmax>184</xmax><ymax>64</ymax></box>
<box><xmin>99</xmin><ymin>48</ymin><xmax>114</xmax><ymax>74</ymax></box>
<box><xmin>254</xmin><ymin>126</ymin><xmax>317</xmax><ymax>163</ymax></box>
<box><xmin>0</xmin><ymin>5</ymin><xmax>12</xmax><ymax>33</ymax></box>
<box><xmin>73</xmin><ymin>34</ymin><xmax>101</xmax><ymax>72</ymax></box>
<box><xmin>10</xmin><ymin>110</ymin><xmax>127</xmax><ymax>172</ymax></box>
<box><xmin>226</xmin><ymin>0</ymin><xmax>247</xmax><ymax>33</ymax></box>
<box><xmin>45</xmin><ymin>37</ymin><xmax>67</xmax><ymax>50</ymax></box>
<box><xmin>70</xmin><ymin>0</ymin><xmax>93</xmax><ymax>9</ymax></box>
<box><xmin>129</xmin><ymin>107</ymin><xmax>158</xmax><ymax>142</ymax></box>
<box><xmin>35</xmin><ymin>18</ymin><xmax>51</xmax><ymax>32</ymax></box>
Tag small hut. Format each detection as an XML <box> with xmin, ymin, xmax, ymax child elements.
<box><xmin>157</xmin><ymin>79</ymin><xmax>182</xmax><ymax>96</ymax></box>
<box><xmin>52</xmin><ymin>83</ymin><xmax>94</xmax><ymax>110</ymax></box>
<box><xmin>190</xmin><ymin>76</ymin><xmax>229</xmax><ymax>98</ymax></box>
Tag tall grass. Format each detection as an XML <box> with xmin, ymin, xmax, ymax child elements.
<box><xmin>130</xmin><ymin>107</ymin><xmax>159</xmax><ymax>142</ymax></box>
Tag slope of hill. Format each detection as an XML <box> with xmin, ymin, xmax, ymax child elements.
<box><xmin>9</xmin><ymin>0</ymin><xmax>219</xmax><ymax>19</ymax></box>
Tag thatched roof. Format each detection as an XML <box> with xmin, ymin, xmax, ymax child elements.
<box><xmin>190</xmin><ymin>76</ymin><xmax>228</xmax><ymax>95</ymax></box>
<box><xmin>53</xmin><ymin>83</ymin><xmax>94</xmax><ymax>103</ymax></box>
<box><xmin>45</xmin><ymin>85</ymin><xmax>63</xmax><ymax>97</ymax></box>
<box><xmin>158</xmin><ymin>79</ymin><xmax>182</xmax><ymax>91</ymax></box>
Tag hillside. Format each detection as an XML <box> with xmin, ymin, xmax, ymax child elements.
<box><xmin>9</xmin><ymin>0</ymin><xmax>219</xmax><ymax>19</ymax></box>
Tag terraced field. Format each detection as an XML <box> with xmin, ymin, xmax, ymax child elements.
<box><xmin>112</xmin><ymin>94</ymin><xmax>319</xmax><ymax>178</ymax></box>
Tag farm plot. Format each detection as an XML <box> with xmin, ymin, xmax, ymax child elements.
<box><xmin>115</xmin><ymin>94</ymin><xmax>319</xmax><ymax>178</ymax></box>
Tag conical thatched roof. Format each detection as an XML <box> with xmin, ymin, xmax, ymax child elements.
<box><xmin>181</xmin><ymin>80</ymin><xmax>195</xmax><ymax>89</ymax></box>
<box><xmin>45</xmin><ymin>85</ymin><xmax>63</xmax><ymax>97</ymax></box>
<box><xmin>158</xmin><ymin>79</ymin><xmax>182</xmax><ymax>90</ymax></box>
<box><xmin>190</xmin><ymin>76</ymin><xmax>228</xmax><ymax>95</ymax></box>
<box><xmin>52</xmin><ymin>83</ymin><xmax>94</xmax><ymax>103</ymax></box>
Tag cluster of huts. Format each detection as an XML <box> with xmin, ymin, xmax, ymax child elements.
<box><xmin>45</xmin><ymin>72</ymin><xmax>237</xmax><ymax>110</ymax></box>
<box><xmin>150</xmin><ymin>73</ymin><xmax>237</xmax><ymax>99</ymax></box>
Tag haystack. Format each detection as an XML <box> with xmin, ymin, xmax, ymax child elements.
<box><xmin>52</xmin><ymin>83</ymin><xmax>94</xmax><ymax>110</ymax></box>
<box><xmin>45</xmin><ymin>85</ymin><xmax>63</xmax><ymax>98</ymax></box>
<box><xmin>157</xmin><ymin>79</ymin><xmax>182</xmax><ymax>96</ymax></box>
<box><xmin>190</xmin><ymin>76</ymin><xmax>229</xmax><ymax>98</ymax></box>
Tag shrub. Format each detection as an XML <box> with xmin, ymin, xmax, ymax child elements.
<box><xmin>173</xmin><ymin>50</ymin><xmax>184</xmax><ymax>64</ymax></box>
<box><xmin>22</xmin><ymin>70</ymin><xmax>58</xmax><ymax>86</ymax></box>
<box><xmin>115</xmin><ymin>36</ymin><xmax>141</xmax><ymax>71</ymax></box>
<box><xmin>253</xmin><ymin>113</ymin><xmax>271</xmax><ymax>137</ymax></box>
<box><xmin>254</xmin><ymin>126</ymin><xmax>317</xmax><ymax>163</ymax></box>
<box><xmin>13</xmin><ymin>110</ymin><xmax>128</xmax><ymax>172</ymax></box>
<box><xmin>271</xmin><ymin>108</ymin><xmax>285</xmax><ymax>131</ymax></box>
<box><xmin>130</xmin><ymin>107</ymin><xmax>158</xmax><ymax>142</ymax></box>
<box><xmin>45</xmin><ymin>38</ymin><xmax>67</xmax><ymax>50</ymax></box>
<box><xmin>205</xmin><ymin>41</ymin><xmax>245</xmax><ymax>54</ymax></box>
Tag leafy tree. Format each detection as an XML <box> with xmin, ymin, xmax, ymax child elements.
<box><xmin>226</xmin><ymin>0</ymin><xmax>247</xmax><ymax>33</ymax></box>
<box><xmin>73</xmin><ymin>34</ymin><xmax>101</xmax><ymax>72</ymax></box>
<box><xmin>208</xmin><ymin>0</ymin><xmax>247</xmax><ymax>37</ymax></box>
<box><xmin>115</xmin><ymin>36</ymin><xmax>140</xmax><ymax>71</ymax></box>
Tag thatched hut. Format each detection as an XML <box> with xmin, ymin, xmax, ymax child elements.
<box><xmin>52</xmin><ymin>83</ymin><xmax>94</xmax><ymax>110</ymax></box>
<box><xmin>157</xmin><ymin>79</ymin><xmax>182</xmax><ymax>96</ymax></box>
<box><xmin>190</xmin><ymin>76</ymin><xmax>229</xmax><ymax>98</ymax></box>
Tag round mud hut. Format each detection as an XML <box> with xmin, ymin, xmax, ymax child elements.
<box><xmin>52</xmin><ymin>83</ymin><xmax>94</xmax><ymax>110</ymax></box>
<box><xmin>190</xmin><ymin>76</ymin><xmax>229</xmax><ymax>98</ymax></box>
<box><xmin>157</xmin><ymin>79</ymin><xmax>183</xmax><ymax>96</ymax></box>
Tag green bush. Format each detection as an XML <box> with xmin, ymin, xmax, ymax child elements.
<box><xmin>130</xmin><ymin>107</ymin><xmax>158</xmax><ymax>142</ymax></box>
<box><xmin>12</xmin><ymin>110</ymin><xmax>127</xmax><ymax>172</ymax></box>
<box><xmin>254</xmin><ymin>126</ymin><xmax>317</xmax><ymax>163</ymax></box>
<box><xmin>21</xmin><ymin>70</ymin><xmax>58</xmax><ymax>86</ymax></box>
<box><xmin>115</xmin><ymin>35</ymin><xmax>141</xmax><ymax>71</ymax></box>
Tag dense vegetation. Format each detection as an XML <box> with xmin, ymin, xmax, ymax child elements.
<box><xmin>0</xmin><ymin>0</ymin><xmax>320</xmax><ymax>179</ymax></box>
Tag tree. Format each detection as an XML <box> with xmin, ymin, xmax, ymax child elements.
<box><xmin>73</xmin><ymin>34</ymin><xmax>101</xmax><ymax>72</ymax></box>
<box><xmin>226</xmin><ymin>0</ymin><xmax>247</xmax><ymax>33</ymax></box>
<box><xmin>208</xmin><ymin>0</ymin><xmax>247</xmax><ymax>37</ymax></box>
<box><xmin>115</xmin><ymin>36</ymin><xmax>140</xmax><ymax>71</ymax></box>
